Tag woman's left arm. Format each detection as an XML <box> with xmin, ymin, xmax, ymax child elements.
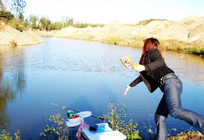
<box><xmin>132</xmin><ymin>49</ymin><xmax>165</xmax><ymax>72</ymax></box>
<box><xmin>132</xmin><ymin>64</ymin><xmax>145</xmax><ymax>72</ymax></box>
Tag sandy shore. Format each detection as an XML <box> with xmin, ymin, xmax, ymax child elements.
<box><xmin>36</xmin><ymin>16</ymin><xmax>204</xmax><ymax>55</ymax></box>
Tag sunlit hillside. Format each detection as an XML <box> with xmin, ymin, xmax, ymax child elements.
<box><xmin>0</xmin><ymin>22</ymin><xmax>45</xmax><ymax>46</ymax></box>
<box><xmin>37</xmin><ymin>16</ymin><xmax>204</xmax><ymax>55</ymax></box>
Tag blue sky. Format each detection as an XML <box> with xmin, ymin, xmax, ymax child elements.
<box><xmin>24</xmin><ymin>0</ymin><xmax>204</xmax><ymax>24</ymax></box>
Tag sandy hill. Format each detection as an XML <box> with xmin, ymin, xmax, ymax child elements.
<box><xmin>0</xmin><ymin>22</ymin><xmax>45</xmax><ymax>46</ymax></box>
<box><xmin>157</xmin><ymin>16</ymin><xmax>204</xmax><ymax>43</ymax></box>
<box><xmin>1</xmin><ymin>16</ymin><xmax>203</xmax><ymax>53</ymax></box>
<box><xmin>38</xmin><ymin>16</ymin><xmax>203</xmax><ymax>50</ymax></box>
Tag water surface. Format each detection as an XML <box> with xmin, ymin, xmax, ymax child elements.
<box><xmin>0</xmin><ymin>37</ymin><xmax>204</xmax><ymax>139</ymax></box>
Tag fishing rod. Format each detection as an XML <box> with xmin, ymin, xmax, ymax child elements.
<box><xmin>47</xmin><ymin>102</ymin><xmax>105</xmax><ymax>121</ymax></box>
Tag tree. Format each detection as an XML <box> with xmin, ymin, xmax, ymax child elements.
<box><xmin>18</xmin><ymin>12</ymin><xmax>24</xmax><ymax>21</ymax></box>
<box><xmin>52</xmin><ymin>22</ymin><xmax>63</xmax><ymax>30</ymax></box>
<box><xmin>28</xmin><ymin>15</ymin><xmax>38</xmax><ymax>30</ymax></box>
<box><xmin>11</xmin><ymin>0</ymin><xmax>26</xmax><ymax>17</ymax></box>
<box><xmin>0</xmin><ymin>9</ymin><xmax>14</xmax><ymax>21</ymax></box>
<box><xmin>61</xmin><ymin>17</ymin><xmax>74</xmax><ymax>27</ymax></box>
<box><xmin>39</xmin><ymin>17</ymin><xmax>51</xmax><ymax>31</ymax></box>
<box><xmin>1</xmin><ymin>0</ymin><xmax>26</xmax><ymax>17</ymax></box>
<box><xmin>0</xmin><ymin>0</ymin><xmax>5</xmax><ymax>10</ymax></box>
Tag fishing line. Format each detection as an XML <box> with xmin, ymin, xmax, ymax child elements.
<box><xmin>44</xmin><ymin>101</ymin><xmax>105</xmax><ymax>121</ymax></box>
<box><xmin>37</xmin><ymin>102</ymin><xmax>47</xmax><ymax>127</ymax></box>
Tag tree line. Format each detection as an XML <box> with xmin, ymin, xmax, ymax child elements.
<box><xmin>0</xmin><ymin>0</ymin><xmax>104</xmax><ymax>32</ymax></box>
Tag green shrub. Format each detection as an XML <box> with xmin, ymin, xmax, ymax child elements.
<box><xmin>186</xmin><ymin>46</ymin><xmax>202</xmax><ymax>54</ymax></box>
<box><xmin>103</xmin><ymin>103</ymin><xmax>142</xmax><ymax>140</ymax></box>
<box><xmin>107</xmin><ymin>37</ymin><xmax>122</xmax><ymax>45</ymax></box>
<box><xmin>0</xmin><ymin>129</ymin><xmax>21</xmax><ymax>140</ymax></box>
<box><xmin>7</xmin><ymin>18</ymin><xmax>25</xmax><ymax>32</ymax></box>
<box><xmin>40</xmin><ymin>113</ymin><xmax>69</xmax><ymax>140</ymax></box>
<box><xmin>15</xmin><ymin>25</ymin><xmax>25</xmax><ymax>32</ymax></box>
<box><xmin>0</xmin><ymin>10</ymin><xmax>14</xmax><ymax>21</ymax></box>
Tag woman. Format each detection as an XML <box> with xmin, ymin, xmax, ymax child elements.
<box><xmin>124</xmin><ymin>38</ymin><xmax>204</xmax><ymax>140</ymax></box>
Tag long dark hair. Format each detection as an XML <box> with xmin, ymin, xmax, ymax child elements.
<box><xmin>139</xmin><ymin>38</ymin><xmax>164</xmax><ymax>65</ymax></box>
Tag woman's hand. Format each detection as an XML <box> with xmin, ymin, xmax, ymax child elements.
<box><xmin>124</xmin><ymin>85</ymin><xmax>131</xmax><ymax>95</ymax></box>
<box><xmin>132</xmin><ymin>64</ymin><xmax>145</xmax><ymax>72</ymax></box>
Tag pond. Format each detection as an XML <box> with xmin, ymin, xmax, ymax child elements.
<box><xmin>0</xmin><ymin>37</ymin><xmax>204</xmax><ymax>139</ymax></box>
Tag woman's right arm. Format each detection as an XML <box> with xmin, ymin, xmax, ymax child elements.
<box><xmin>124</xmin><ymin>85</ymin><xmax>131</xmax><ymax>95</ymax></box>
<box><xmin>129</xmin><ymin>75</ymin><xmax>143</xmax><ymax>87</ymax></box>
<box><xmin>124</xmin><ymin>75</ymin><xmax>142</xmax><ymax>95</ymax></box>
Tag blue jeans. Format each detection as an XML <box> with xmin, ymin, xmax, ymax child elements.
<box><xmin>155</xmin><ymin>73</ymin><xmax>204</xmax><ymax>140</ymax></box>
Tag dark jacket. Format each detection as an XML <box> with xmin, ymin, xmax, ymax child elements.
<box><xmin>129</xmin><ymin>49</ymin><xmax>174</xmax><ymax>93</ymax></box>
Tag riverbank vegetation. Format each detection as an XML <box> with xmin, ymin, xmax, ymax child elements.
<box><xmin>104</xmin><ymin>35</ymin><xmax>204</xmax><ymax>56</ymax></box>
<box><xmin>0</xmin><ymin>9</ymin><xmax>103</xmax><ymax>31</ymax></box>
<box><xmin>0</xmin><ymin>0</ymin><xmax>104</xmax><ymax>32</ymax></box>
<box><xmin>35</xmin><ymin>18</ymin><xmax>204</xmax><ymax>57</ymax></box>
<box><xmin>1</xmin><ymin>103</ymin><xmax>203</xmax><ymax>140</ymax></box>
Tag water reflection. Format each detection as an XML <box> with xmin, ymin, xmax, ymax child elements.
<box><xmin>162</xmin><ymin>51</ymin><xmax>204</xmax><ymax>86</ymax></box>
<box><xmin>0</xmin><ymin>47</ymin><xmax>26</xmax><ymax>129</ymax></box>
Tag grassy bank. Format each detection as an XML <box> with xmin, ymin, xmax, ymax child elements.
<box><xmin>103</xmin><ymin>36</ymin><xmax>204</xmax><ymax>57</ymax></box>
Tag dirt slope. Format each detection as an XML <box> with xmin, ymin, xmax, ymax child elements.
<box><xmin>0</xmin><ymin>22</ymin><xmax>45</xmax><ymax>46</ymax></box>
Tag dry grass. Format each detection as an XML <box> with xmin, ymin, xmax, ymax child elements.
<box><xmin>168</xmin><ymin>131</ymin><xmax>204</xmax><ymax>140</ymax></box>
